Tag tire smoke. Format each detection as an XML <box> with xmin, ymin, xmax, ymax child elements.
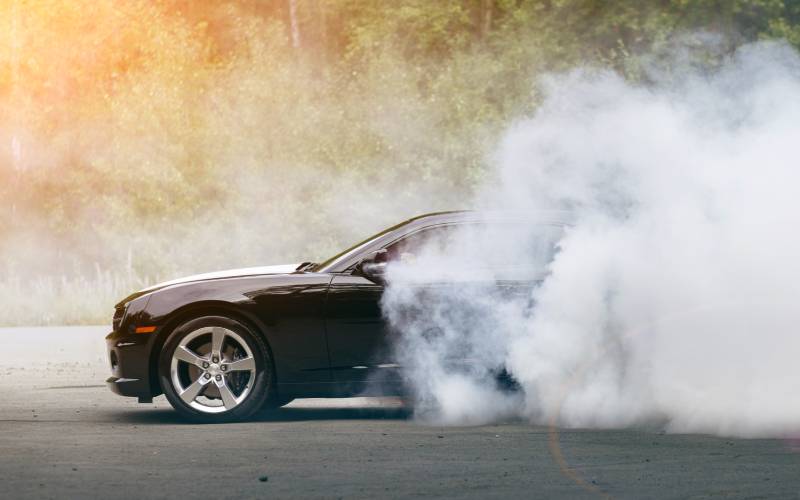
<box><xmin>382</xmin><ymin>41</ymin><xmax>800</xmax><ymax>437</ymax></box>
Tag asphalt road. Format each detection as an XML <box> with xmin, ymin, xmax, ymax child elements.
<box><xmin>1</xmin><ymin>327</ymin><xmax>800</xmax><ymax>499</ymax></box>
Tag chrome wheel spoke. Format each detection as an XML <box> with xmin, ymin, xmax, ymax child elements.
<box><xmin>227</xmin><ymin>356</ymin><xmax>255</xmax><ymax>372</ymax></box>
<box><xmin>174</xmin><ymin>346</ymin><xmax>205</xmax><ymax>368</ymax></box>
<box><xmin>215</xmin><ymin>378</ymin><xmax>238</xmax><ymax>410</ymax></box>
<box><xmin>211</xmin><ymin>327</ymin><xmax>226</xmax><ymax>357</ymax></box>
<box><xmin>179</xmin><ymin>376</ymin><xmax>209</xmax><ymax>404</ymax></box>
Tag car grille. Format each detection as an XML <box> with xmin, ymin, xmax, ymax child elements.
<box><xmin>112</xmin><ymin>305</ymin><xmax>126</xmax><ymax>331</ymax></box>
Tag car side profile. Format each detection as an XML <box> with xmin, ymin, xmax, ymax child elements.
<box><xmin>106</xmin><ymin>211</ymin><xmax>568</xmax><ymax>422</ymax></box>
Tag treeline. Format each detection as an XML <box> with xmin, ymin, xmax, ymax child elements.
<box><xmin>0</xmin><ymin>0</ymin><xmax>798</xmax><ymax>324</ymax></box>
<box><xmin>165</xmin><ymin>1</ymin><xmax>800</xmax><ymax>60</ymax></box>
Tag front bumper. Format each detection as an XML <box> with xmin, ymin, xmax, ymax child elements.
<box><xmin>105</xmin><ymin>331</ymin><xmax>160</xmax><ymax>401</ymax></box>
<box><xmin>106</xmin><ymin>375</ymin><xmax>149</xmax><ymax>398</ymax></box>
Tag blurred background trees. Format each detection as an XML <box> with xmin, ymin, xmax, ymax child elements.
<box><xmin>1</xmin><ymin>0</ymin><xmax>798</xmax><ymax>324</ymax></box>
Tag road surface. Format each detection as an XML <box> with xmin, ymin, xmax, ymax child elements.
<box><xmin>1</xmin><ymin>327</ymin><xmax>799</xmax><ymax>499</ymax></box>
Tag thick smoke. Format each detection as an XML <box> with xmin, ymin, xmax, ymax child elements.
<box><xmin>382</xmin><ymin>41</ymin><xmax>800</xmax><ymax>437</ymax></box>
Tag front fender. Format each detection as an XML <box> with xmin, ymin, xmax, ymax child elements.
<box><xmin>138</xmin><ymin>274</ymin><xmax>334</xmax><ymax>387</ymax></box>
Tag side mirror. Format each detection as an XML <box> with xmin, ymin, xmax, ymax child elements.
<box><xmin>356</xmin><ymin>249</ymin><xmax>388</xmax><ymax>284</ymax></box>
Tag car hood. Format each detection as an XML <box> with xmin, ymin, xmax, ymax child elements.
<box><xmin>118</xmin><ymin>263</ymin><xmax>300</xmax><ymax>306</ymax></box>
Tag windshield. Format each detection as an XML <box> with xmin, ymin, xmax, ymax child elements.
<box><xmin>314</xmin><ymin>218</ymin><xmax>415</xmax><ymax>272</ymax></box>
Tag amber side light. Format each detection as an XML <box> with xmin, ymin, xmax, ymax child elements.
<box><xmin>134</xmin><ymin>326</ymin><xmax>157</xmax><ymax>334</ymax></box>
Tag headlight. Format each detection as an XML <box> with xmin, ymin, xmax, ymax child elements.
<box><xmin>112</xmin><ymin>303</ymin><xmax>129</xmax><ymax>331</ymax></box>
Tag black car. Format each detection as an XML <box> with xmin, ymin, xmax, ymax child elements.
<box><xmin>106</xmin><ymin>210</ymin><xmax>568</xmax><ymax>422</ymax></box>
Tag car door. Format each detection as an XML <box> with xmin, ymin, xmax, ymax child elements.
<box><xmin>324</xmin><ymin>273</ymin><xmax>386</xmax><ymax>387</ymax></box>
<box><xmin>323</xmin><ymin>224</ymin><xmax>459</xmax><ymax>387</ymax></box>
<box><xmin>323</xmin><ymin>222</ymin><xmax>563</xmax><ymax>387</ymax></box>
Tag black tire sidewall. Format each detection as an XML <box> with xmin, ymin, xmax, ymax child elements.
<box><xmin>158</xmin><ymin>315</ymin><xmax>272</xmax><ymax>423</ymax></box>
<box><xmin>262</xmin><ymin>396</ymin><xmax>294</xmax><ymax>410</ymax></box>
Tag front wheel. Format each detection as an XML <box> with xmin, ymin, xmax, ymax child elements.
<box><xmin>159</xmin><ymin>315</ymin><xmax>273</xmax><ymax>422</ymax></box>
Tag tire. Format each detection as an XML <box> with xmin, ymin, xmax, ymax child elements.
<box><xmin>262</xmin><ymin>396</ymin><xmax>294</xmax><ymax>411</ymax></box>
<box><xmin>159</xmin><ymin>315</ymin><xmax>273</xmax><ymax>423</ymax></box>
<box><xmin>494</xmin><ymin>367</ymin><xmax>521</xmax><ymax>393</ymax></box>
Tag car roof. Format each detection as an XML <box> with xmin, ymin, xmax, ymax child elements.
<box><xmin>403</xmin><ymin>209</ymin><xmax>574</xmax><ymax>227</ymax></box>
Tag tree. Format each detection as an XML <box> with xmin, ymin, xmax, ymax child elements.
<box><xmin>289</xmin><ymin>0</ymin><xmax>301</xmax><ymax>48</ymax></box>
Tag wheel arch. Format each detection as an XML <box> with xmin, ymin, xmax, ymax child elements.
<box><xmin>147</xmin><ymin>301</ymin><xmax>277</xmax><ymax>397</ymax></box>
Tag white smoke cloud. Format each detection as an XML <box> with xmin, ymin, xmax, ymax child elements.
<box><xmin>382</xmin><ymin>41</ymin><xmax>800</xmax><ymax>437</ymax></box>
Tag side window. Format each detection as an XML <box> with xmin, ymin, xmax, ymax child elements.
<box><xmin>474</xmin><ymin>223</ymin><xmax>562</xmax><ymax>279</ymax></box>
<box><xmin>384</xmin><ymin>225</ymin><xmax>459</xmax><ymax>264</ymax></box>
<box><xmin>384</xmin><ymin>222</ymin><xmax>563</xmax><ymax>280</ymax></box>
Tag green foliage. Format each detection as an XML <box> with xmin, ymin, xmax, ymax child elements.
<box><xmin>0</xmin><ymin>0</ymin><xmax>798</xmax><ymax>325</ymax></box>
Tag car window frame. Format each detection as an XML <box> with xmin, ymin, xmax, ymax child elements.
<box><xmin>342</xmin><ymin>220</ymin><xmax>565</xmax><ymax>276</ymax></box>
<box><xmin>319</xmin><ymin>213</ymin><xmax>571</xmax><ymax>274</ymax></box>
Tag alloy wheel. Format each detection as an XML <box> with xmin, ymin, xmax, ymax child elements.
<box><xmin>169</xmin><ymin>326</ymin><xmax>257</xmax><ymax>413</ymax></box>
